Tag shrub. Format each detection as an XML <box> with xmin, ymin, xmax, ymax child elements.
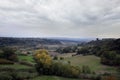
<box><xmin>0</xmin><ymin>47</ymin><xmax>18</xmax><ymax>62</ymax></box>
<box><xmin>82</xmin><ymin>65</ymin><xmax>91</xmax><ymax>74</ymax></box>
<box><xmin>19</xmin><ymin>61</ymin><xmax>34</xmax><ymax>67</ymax></box>
<box><xmin>34</xmin><ymin>49</ymin><xmax>81</xmax><ymax>78</ymax></box>
<box><xmin>102</xmin><ymin>75</ymin><xmax>117</xmax><ymax>80</ymax></box>
<box><xmin>115</xmin><ymin>56</ymin><xmax>120</xmax><ymax>66</ymax></box>
<box><xmin>68</xmin><ymin>61</ymin><xmax>71</xmax><ymax>64</ymax></box>
<box><xmin>60</xmin><ymin>57</ymin><xmax>64</xmax><ymax>60</ymax></box>
<box><xmin>0</xmin><ymin>70</ymin><xmax>38</xmax><ymax>80</ymax></box>
<box><xmin>50</xmin><ymin>62</ymin><xmax>80</xmax><ymax>78</ymax></box>
<box><xmin>53</xmin><ymin>56</ymin><xmax>58</xmax><ymax>60</ymax></box>
<box><xmin>0</xmin><ymin>72</ymin><xmax>12</xmax><ymax>80</ymax></box>
<box><xmin>101</xmin><ymin>51</ymin><xmax>120</xmax><ymax>66</ymax></box>
<box><xmin>0</xmin><ymin>67</ymin><xmax>16</xmax><ymax>72</ymax></box>
<box><xmin>0</xmin><ymin>59</ymin><xmax>14</xmax><ymax>64</ymax></box>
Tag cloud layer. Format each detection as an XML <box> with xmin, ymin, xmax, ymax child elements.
<box><xmin>0</xmin><ymin>0</ymin><xmax>120</xmax><ymax>38</ymax></box>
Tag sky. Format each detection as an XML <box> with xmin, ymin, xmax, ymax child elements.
<box><xmin>0</xmin><ymin>0</ymin><xmax>120</xmax><ymax>38</ymax></box>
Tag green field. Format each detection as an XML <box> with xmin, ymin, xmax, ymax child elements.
<box><xmin>0</xmin><ymin>63</ymin><xmax>32</xmax><ymax>69</ymax></box>
<box><xmin>0</xmin><ymin>54</ymin><xmax>117</xmax><ymax>80</ymax></box>
<box><xmin>0</xmin><ymin>55</ymin><xmax>34</xmax><ymax>70</ymax></box>
<box><xmin>58</xmin><ymin>54</ymin><xmax>116</xmax><ymax>73</ymax></box>
<box><xmin>18</xmin><ymin>55</ymin><xmax>34</xmax><ymax>63</ymax></box>
<box><xmin>18</xmin><ymin>54</ymin><xmax>116</xmax><ymax>73</ymax></box>
<box><xmin>32</xmin><ymin>76</ymin><xmax>81</xmax><ymax>80</ymax></box>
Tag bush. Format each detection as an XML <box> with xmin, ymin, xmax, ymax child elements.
<box><xmin>82</xmin><ymin>65</ymin><xmax>91</xmax><ymax>74</ymax></box>
<box><xmin>0</xmin><ymin>47</ymin><xmax>18</xmax><ymax>62</ymax></box>
<box><xmin>0</xmin><ymin>70</ymin><xmax>38</xmax><ymax>80</ymax></box>
<box><xmin>50</xmin><ymin>62</ymin><xmax>80</xmax><ymax>78</ymax></box>
<box><xmin>19</xmin><ymin>61</ymin><xmax>34</xmax><ymax>67</ymax></box>
<box><xmin>101</xmin><ymin>51</ymin><xmax>117</xmax><ymax>66</ymax></box>
<box><xmin>115</xmin><ymin>56</ymin><xmax>120</xmax><ymax>66</ymax></box>
<box><xmin>17</xmin><ymin>54</ymin><xmax>28</xmax><ymax>56</ymax></box>
<box><xmin>53</xmin><ymin>56</ymin><xmax>58</xmax><ymax>60</ymax></box>
<box><xmin>68</xmin><ymin>61</ymin><xmax>71</xmax><ymax>64</ymax></box>
<box><xmin>34</xmin><ymin>49</ymin><xmax>81</xmax><ymax>78</ymax></box>
<box><xmin>77</xmin><ymin>47</ymin><xmax>89</xmax><ymax>55</ymax></box>
<box><xmin>101</xmin><ymin>75</ymin><xmax>117</xmax><ymax>80</ymax></box>
<box><xmin>16</xmin><ymin>72</ymin><xmax>37</xmax><ymax>79</ymax></box>
<box><xmin>0</xmin><ymin>67</ymin><xmax>16</xmax><ymax>72</ymax></box>
<box><xmin>0</xmin><ymin>59</ymin><xmax>14</xmax><ymax>64</ymax></box>
<box><xmin>0</xmin><ymin>72</ymin><xmax>12</xmax><ymax>80</ymax></box>
<box><xmin>60</xmin><ymin>57</ymin><xmax>64</xmax><ymax>60</ymax></box>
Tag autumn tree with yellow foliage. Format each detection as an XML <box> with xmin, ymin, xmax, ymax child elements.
<box><xmin>34</xmin><ymin>49</ymin><xmax>81</xmax><ymax>78</ymax></box>
<box><xmin>34</xmin><ymin>49</ymin><xmax>52</xmax><ymax>75</ymax></box>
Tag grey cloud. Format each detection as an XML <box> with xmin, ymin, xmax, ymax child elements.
<box><xmin>0</xmin><ymin>0</ymin><xmax>120</xmax><ymax>38</ymax></box>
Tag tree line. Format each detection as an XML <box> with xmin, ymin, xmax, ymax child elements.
<box><xmin>77</xmin><ymin>38</ymin><xmax>120</xmax><ymax>66</ymax></box>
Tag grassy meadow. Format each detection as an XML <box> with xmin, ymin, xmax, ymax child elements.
<box><xmin>18</xmin><ymin>54</ymin><xmax>116</xmax><ymax>73</ymax></box>
<box><xmin>18</xmin><ymin>55</ymin><xmax>34</xmax><ymax>63</ymax></box>
<box><xmin>32</xmin><ymin>76</ymin><xmax>81</xmax><ymax>80</ymax></box>
<box><xmin>56</xmin><ymin>54</ymin><xmax>116</xmax><ymax>73</ymax></box>
<box><xmin>0</xmin><ymin>53</ymin><xmax>117</xmax><ymax>80</ymax></box>
<box><xmin>15</xmin><ymin>53</ymin><xmax>115</xmax><ymax>73</ymax></box>
<box><xmin>0</xmin><ymin>63</ymin><xmax>32</xmax><ymax>69</ymax></box>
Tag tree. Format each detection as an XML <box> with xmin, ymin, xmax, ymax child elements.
<box><xmin>0</xmin><ymin>47</ymin><xmax>18</xmax><ymax>62</ymax></box>
<box><xmin>34</xmin><ymin>49</ymin><xmax>52</xmax><ymax>75</ymax></box>
<box><xmin>101</xmin><ymin>51</ymin><xmax>116</xmax><ymax>66</ymax></box>
<box><xmin>82</xmin><ymin>65</ymin><xmax>91</xmax><ymax>74</ymax></box>
<box><xmin>34</xmin><ymin>49</ymin><xmax>81</xmax><ymax>78</ymax></box>
<box><xmin>0</xmin><ymin>50</ymin><xmax>4</xmax><ymax>58</ymax></box>
<box><xmin>77</xmin><ymin>47</ymin><xmax>89</xmax><ymax>55</ymax></box>
<box><xmin>115</xmin><ymin>56</ymin><xmax>120</xmax><ymax>66</ymax></box>
<box><xmin>60</xmin><ymin>57</ymin><xmax>64</xmax><ymax>60</ymax></box>
<box><xmin>53</xmin><ymin>56</ymin><xmax>58</xmax><ymax>60</ymax></box>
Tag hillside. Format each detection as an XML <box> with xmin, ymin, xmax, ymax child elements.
<box><xmin>0</xmin><ymin>37</ymin><xmax>63</xmax><ymax>46</ymax></box>
<box><xmin>0</xmin><ymin>37</ymin><xmax>84</xmax><ymax>49</ymax></box>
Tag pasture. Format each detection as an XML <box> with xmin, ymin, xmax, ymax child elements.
<box><xmin>57</xmin><ymin>54</ymin><xmax>116</xmax><ymax>73</ymax></box>
<box><xmin>32</xmin><ymin>76</ymin><xmax>81</xmax><ymax>80</ymax></box>
<box><xmin>18</xmin><ymin>55</ymin><xmax>34</xmax><ymax>63</ymax></box>
<box><xmin>17</xmin><ymin>54</ymin><xmax>116</xmax><ymax>73</ymax></box>
<box><xmin>0</xmin><ymin>53</ymin><xmax>117</xmax><ymax>80</ymax></box>
<box><xmin>18</xmin><ymin>54</ymin><xmax>116</xmax><ymax>73</ymax></box>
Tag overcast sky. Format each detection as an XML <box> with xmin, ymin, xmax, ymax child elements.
<box><xmin>0</xmin><ymin>0</ymin><xmax>120</xmax><ymax>38</ymax></box>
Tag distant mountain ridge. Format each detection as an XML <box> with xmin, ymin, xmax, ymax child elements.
<box><xmin>0</xmin><ymin>37</ymin><xmax>61</xmax><ymax>47</ymax></box>
<box><xmin>45</xmin><ymin>37</ymin><xmax>95</xmax><ymax>42</ymax></box>
<box><xmin>0</xmin><ymin>37</ymin><xmax>88</xmax><ymax>47</ymax></box>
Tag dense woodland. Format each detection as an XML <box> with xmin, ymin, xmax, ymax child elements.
<box><xmin>77</xmin><ymin>38</ymin><xmax>120</xmax><ymax>66</ymax></box>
